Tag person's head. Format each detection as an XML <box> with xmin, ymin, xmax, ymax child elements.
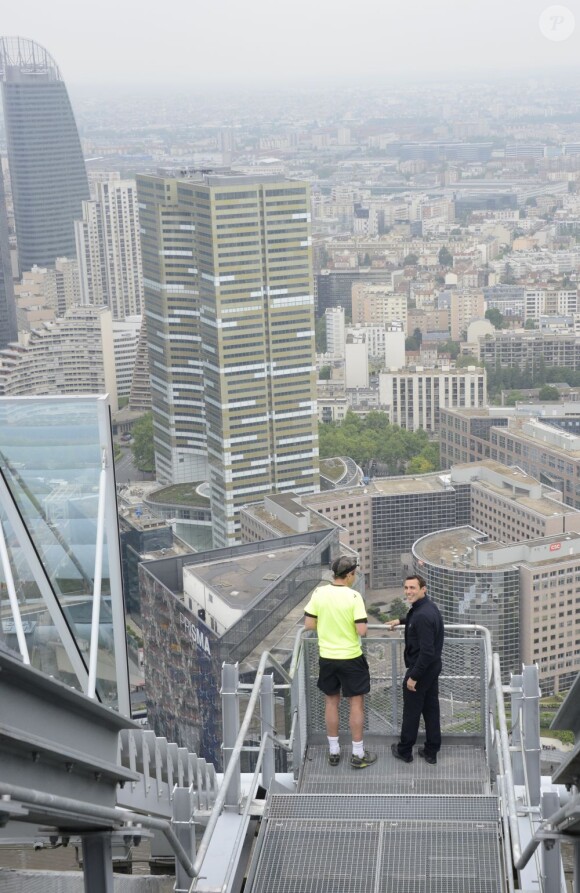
<box><xmin>331</xmin><ymin>556</ymin><xmax>359</xmax><ymax>585</ymax></box>
<box><xmin>403</xmin><ymin>574</ymin><xmax>427</xmax><ymax>605</ymax></box>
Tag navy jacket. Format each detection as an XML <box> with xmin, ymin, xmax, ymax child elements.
<box><xmin>400</xmin><ymin>596</ymin><xmax>444</xmax><ymax>681</ymax></box>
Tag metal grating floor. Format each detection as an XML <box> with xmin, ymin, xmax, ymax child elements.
<box><xmin>266</xmin><ymin>793</ymin><xmax>499</xmax><ymax>823</ymax></box>
<box><xmin>299</xmin><ymin>743</ymin><xmax>490</xmax><ymax>796</ymax></box>
<box><xmin>246</xmin><ymin>744</ymin><xmax>503</xmax><ymax>893</ymax></box>
<box><xmin>248</xmin><ymin>818</ymin><xmax>503</xmax><ymax>893</ymax></box>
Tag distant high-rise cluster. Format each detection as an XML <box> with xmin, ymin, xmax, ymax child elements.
<box><xmin>0</xmin><ymin>36</ymin><xmax>89</xmax><ymax>272</ymax></box>
<box><xmin>137</xmin><ymin>172</ymin><xmax>320</xmax><ymax>546</ymax></box>
<box><xmin>0</xmin><ymin>163</ymin><xmax>16</xmax><ymax>349</ymax></box>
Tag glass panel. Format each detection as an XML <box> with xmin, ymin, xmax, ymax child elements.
<box><xmin>0</xmin><ymin>396</ymin><xmax>127</xmax><ymax>709</ymax></box>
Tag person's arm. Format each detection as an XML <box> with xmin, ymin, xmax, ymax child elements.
<box><xmin>385</xmin><ymin>616</ymin><xmax>407</xmax><ymax>630</ymax></box>
<box><xmin>355</xmin><ymin>620</ymin><xmax>368</xmax><ymax>637</ymax></box>
<box><xmin>304</xmin><ymin>613</ymin><xmax>317</xmax><ymax>631</ymax></box>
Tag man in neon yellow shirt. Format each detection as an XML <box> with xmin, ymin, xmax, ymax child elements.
<box><xmin>304</xmin><ymin>556</ymin><xmax>377</xmax><ymax>769</ymax></box>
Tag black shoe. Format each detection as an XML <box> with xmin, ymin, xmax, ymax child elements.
<box><xmin>391</xmin><ymin>743</ymin><xmax>413</xmax><ymax>763</ymax></box>
<box><xmin>418</xmin><ymin>746</ymin><xmax>437</xmax><ymax>765</ymax></box>
<box><xmin>328</xmin><ymin>751</ymin><xmax>341</xmax><ymax>766</ymax></box>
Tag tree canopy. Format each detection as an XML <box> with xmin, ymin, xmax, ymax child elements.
<box><xmin>131</xmin><ymin>412</ymin><xmax>155</xmax><ymax>473</ymax></box>
<box><xmin>318</xmin><ymin>411</ymin><xmax>439</xmax><ymax>476</ymax></box>
<box><xmin>438</xmin><ymin>246</ymin><xmax>453</xmax><ymax>267</ymax></box>
<box><xmin>485</xmin><ymin>308</ymin><xmax>506</xmax><ymax>329</ymax></box>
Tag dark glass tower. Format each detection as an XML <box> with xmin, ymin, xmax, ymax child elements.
<box><xmin>0</xmin><ymin>37</ymin><xmax>89</xmax><ymax>271</ymax></box>
<box><xmin>0</xmin><ymin>162</ymin><xmax>16</xmax><ymax>348</ymax></box>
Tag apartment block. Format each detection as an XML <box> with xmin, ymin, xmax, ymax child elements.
<box><xmin>351</xmin><ymin>282</ymin><xmax>407</xmax><ymax>329</ymax></box>
<box><xmin>75</xmin><ymin>178</ymin><xmax>144</xmax><ymax>320</ymax></box>
<box><xmin>440</xmin><ymin>406</ymin><xmax>580</xmax><ymax>510</ymax></box>
<box><xmin>379</xmin><ymin>366</ymin><xmax>486</xmax><ymax>431</ymax></box>
<box><xmin>0</xmin><ymin>305</ymin><xmax>117</xmax><ymax>408</ymax></box>
<box><xmin>449</xmin><ymin>289</ymin><xmax>485</xmax><ymax>340</ymax></box>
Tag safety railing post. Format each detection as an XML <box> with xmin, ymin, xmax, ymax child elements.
<box><xmin>260</xmin><ymin>673</ymin><xmax>275</xmax><ymax>791</ymax></box>
<box><xmin>221</xmin><ymin>663</ymin><xmax>241</xmax><ymax>810</ymax></box>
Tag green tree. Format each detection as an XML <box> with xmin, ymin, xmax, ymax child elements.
<box><xmin>485</xmin><ymin>308</ymin><xmax>505</xmax><ymax>329</ymax></box>
<box><xmin>403</xmin><ymin>253</ymin><xmax>419</xmax><ymax>265</ymax></box>
<box><xmin>538</xmin><ymin>385</ymin><xmax>560</xmax><ymax>401</ymax></box>
<box><xmin>505</xmin><ymin>390</ymin><xmax>524</xmax><ymax>406</ymax></box>
<box><xmin>362</xmin><ymin>252</ymin><xmax>371</xmax><ymax>266</ymax></box>
<box><xmin>524</xmin><ymin>318</ymin><xmax>537</xmax><ymax>330</ymax></box>
<box><xmin>319</xmin><ymin>365</ymin><xmax>331</xmax><ymax>380</ymax></box>
<box><xmin>456</xmin><ymin>354</ymin><xmax>480</xmax><ymax>368</ymax></box>
<box><xmin>386</xmin><ymin>597</ymin><xmax>408</xmax><ymax>621</ymax></box>
<box><xmin>131</xmin><ymin>413</ymin><xmax>155</xmax><ymax>473</ymax></box>
<box><xmin>438</xmin><ymin>246</ymin><xmax>453</xmax><ymax>267</ymax></box>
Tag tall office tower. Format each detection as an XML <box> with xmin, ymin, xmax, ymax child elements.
<box><xmin>0</xmin><ymin>36</ymin><xmax>89</xmax><ymax>271</ymax></box>
<box><xmin>137</xmin><ymin>172</ymin><xmax>320</xmax><ymax>547</ymax></box>
<box><xmin>75</xmin><ymin>179</ymin><xmax>143</xmax><ymax>319</ymax></box>
<box><xmin>0</xmin><ymin>163</ymin><xmax>16</xmax><ymax>348</ymax></box>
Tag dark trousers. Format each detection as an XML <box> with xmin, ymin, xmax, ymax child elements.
<box><xmin>398</xmin><ymin>662</ymin><xmax>442</xmax><ymax>758</ymax></box>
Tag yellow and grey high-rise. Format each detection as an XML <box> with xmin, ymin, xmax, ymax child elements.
<box><xmin>137</xmin><ymin>172</ymin><xmax>319</xmax><ymax>547</ymax></box>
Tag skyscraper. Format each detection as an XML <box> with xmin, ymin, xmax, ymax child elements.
<box><xmin>138</xmin><ymin>171</ymin><xmax>320</xmax><ymax>547</ymax></box>
<box><xmin>0</xmin><ymin>162</ymin><xmax>16</xmax><ymax>348</ymax></box>
<box><xmin>75</xmin><ymin>178</ymin><xmax>144</xmax><ymax>319</ymax></box>
<box><xmin>0</xmin><ymin>36</ymin><xmax>89</xmax><ymax>271</ymax></box>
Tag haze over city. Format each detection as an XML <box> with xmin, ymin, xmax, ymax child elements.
<box><xmin>2</xmin><ymin>0</ymin><xmax>580</xmax><ymax>87</ymax></box>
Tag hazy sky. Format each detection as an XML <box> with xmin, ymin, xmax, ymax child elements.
<box><xmin>2</xmin><ymin>0</ymin><xmax>580</xmax><ymax>87</ymax></box>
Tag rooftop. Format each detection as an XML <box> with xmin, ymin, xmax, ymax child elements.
<box><xmin>182</xmin><ymin>544</ymin><xmax>312</xmax><ymax>610</ymax></box>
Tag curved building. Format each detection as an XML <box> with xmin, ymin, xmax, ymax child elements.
<box><xmin>0</xmin><ymin>36</ymin><xmax>89</xmax><ymax>270</ymax></box>
<box><xmin>412</xmin><ymin>526</ymin><xmax>521</xmax><ymax>680</ymax></box>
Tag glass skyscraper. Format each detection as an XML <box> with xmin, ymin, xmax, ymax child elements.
<box><xmin>0</xmin><ymin>36</ymin><xmax>89</xmax><ymax>271</ymax></box>
<box><xmin>0</xmin><ymin>162</ymin><xmax>16</xmax><ymax>348</ymax></box>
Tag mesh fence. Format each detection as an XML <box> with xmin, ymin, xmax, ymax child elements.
<box><xmin>303</xmin><ymin>634</ymin><xmax>487</xmax><ymax>739</ymax></box>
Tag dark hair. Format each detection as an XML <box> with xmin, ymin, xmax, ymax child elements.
<box><xmin>405</xmin><ymin>573</ymin><xmax>427</xmax><ymax>589</ymax></box>
<box><xmin>332</xmin><ymin>556</ymin><xmax>358</xmax><ymax>579</ymax></box>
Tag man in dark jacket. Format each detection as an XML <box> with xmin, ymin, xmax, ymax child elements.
<box><xmin>385</xmin><ymin>574</ymin><xmax>444</xmax><ymax>764</ymax></box>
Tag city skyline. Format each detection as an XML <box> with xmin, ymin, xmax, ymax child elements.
<box><xmin>1</xmin><ymin>1</ymin><xmax>579</xmax><ymax>88</ymax></box>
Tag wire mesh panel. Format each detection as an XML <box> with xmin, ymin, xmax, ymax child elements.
<box><xmin>248</xmin><ymin>817</ymin><xmax>503</xmax><ymax>893</ymax></box>
<box><xmin>267</xmin><ymin>794</ymin><xmax>499</xmax><ymax>823</ymax></box>
<box><xmin>303</xmin><ymin>635</ymin><xmax>487</xmax><ymax>741</ymax></box>
<box><xmin>379</xmin><ymin>820</ymin><xmax>503</xmax><ymax>893</ymax></box>
<box><xmin>249</xmin><ymin>820</ymin><xmax>381</xmax><ymax>893</ymax></box>
<box><xmin>299</xmin><ymin>744</ymin><xmax>490</xmax><ymax>796</ymax></box>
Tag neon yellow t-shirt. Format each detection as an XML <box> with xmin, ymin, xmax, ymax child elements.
<box><xmin>304</xmin><ymin>582</ymin><xmax>367</xmax><ymax>659</ymax></box>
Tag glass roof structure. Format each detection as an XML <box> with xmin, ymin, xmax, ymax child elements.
<box><xmin>0</xmin><ymin>395</ymin><xmax>130</xmax><ymax>714</ymax></box>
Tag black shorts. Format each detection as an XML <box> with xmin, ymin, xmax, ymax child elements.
<box><xmin>317</xmin><ymin>654</ymin><xmax>370</xmax><ymax>698</ymax></box>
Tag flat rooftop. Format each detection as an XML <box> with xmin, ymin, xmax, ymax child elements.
<box><xmin>182</xmin><ymin>545</ymin><xmax>312</xmax><ymax>610</ymax></box>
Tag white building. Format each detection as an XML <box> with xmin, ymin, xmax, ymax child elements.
<box><xmin>524</xmin><ymin>289</ymin><xmax>578</xmax><ymax>325</ymax></box>
<box><xmin>113</xmin><ymin>315</ymin><xmax>142</xmax><ymax>398</ymax></box>
<box><xmin>384</xmin><ymin>326</ymin><xmax>406</xmax><ymax>369</ymax></box>
<box><xmin>345</xmin><ymin>341</ymin><xmax>369</xmax><ymax>389</ymax></box>
<box><xmin>379</xmin><ymin>366</ymin><xmax>486</xmax><ymax>431</ymax></box>
<box><xmin>75</xmin><ymin>178</ymin><xmax>143</xmax><ymax>320</ymax></box>
<box><xmin>325</xmin><ymin>306</ymin><xmax>346</xmax><ymax>359</ymax></box>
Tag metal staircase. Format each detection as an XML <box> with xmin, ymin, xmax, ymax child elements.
<box><xmin>247</xmin><ymin>744</ymin><xmax>503</xmax><ymax>893</ymax></box>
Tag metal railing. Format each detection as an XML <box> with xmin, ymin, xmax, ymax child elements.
<box><xmin>188</xmin><ymin>622</ymin><xmax>504</xmax><ymax>892</ymax></box>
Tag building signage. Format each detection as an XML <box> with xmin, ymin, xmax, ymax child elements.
<box><xmin>549</xmin><ymin>542</ymin><xmax>561</xmax><ymax>552</ymax></box>
<box><xmin>180</xmin><ymin>612</ymin><xmax>211</xmax><ymax>656</ymax></box>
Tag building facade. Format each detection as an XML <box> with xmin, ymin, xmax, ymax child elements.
<box><xmin>0</xmin><ymin>37</ymin><xmax>89</xmax><ymax>270</ymax></box>
<box><xmin>0</xmin><ymin>305</ymin><xmax>117</xmax><ymax>408</ymax></box>
<box><xmin>75</xmin><ymin>178</ymin><xmax>144</xmax><ymax>319</ymax></box>
<box><xmin>0</xmin><ymin>162</ymin><xmax>16</xmax><ymax>349</ymax></box>
<box><xmin>379</xmin><ymin>366</ymin><xmax>486</xmax><ymax>431</ymax></box>
<box><xmin>138</xmin><ymin>172</ymin><xmax>319</xmax><ymax>547</ymax></box>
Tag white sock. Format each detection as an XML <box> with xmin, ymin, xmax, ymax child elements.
<box><xmin>328</xmin><ymin>736</ymin><xmax>340</xmax><ymax>755</ymax></box>
<box><xmin>352</xmin><ymin>740</ymin><xmax>364</xmax><ymax>758</ymax></box>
